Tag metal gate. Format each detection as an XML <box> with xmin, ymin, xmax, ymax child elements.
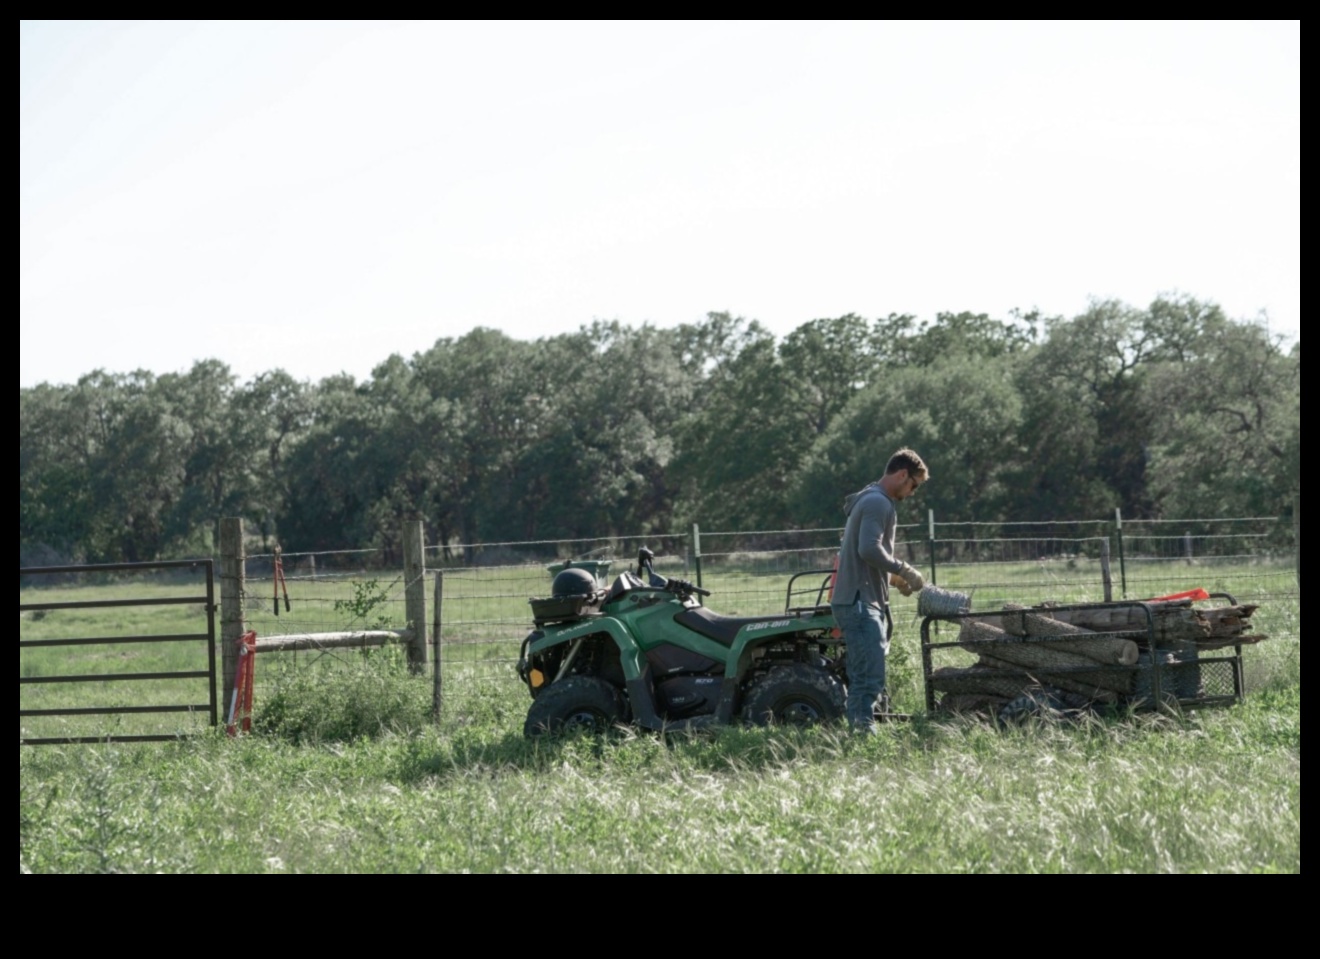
<box><xmin>19</xmin><ymin>560</ymin><xmax>218</xmax><ymax>745</ymax></box>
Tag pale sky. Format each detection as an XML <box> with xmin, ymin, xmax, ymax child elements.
<box><xmin>20</xmin><ymin>20</ymin><xmax>1301</xmax><ymax>388</ymax></box>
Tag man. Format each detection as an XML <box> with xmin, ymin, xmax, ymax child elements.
<box><xmin>831</xmin><ymin>448</ymin><xmax>929</xmax><ymax>732</ymax></box>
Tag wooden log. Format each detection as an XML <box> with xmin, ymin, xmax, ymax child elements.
<box><xmin>958</xmin><ymin>620</ymin><xmax>1012</xmax><ymax>643</ymax></box>
<box><xmin>930</xmin><ymin>665</ymin><xmax>1120</xmax><ymax>705</ymax></box>
<box><xmin>1202</xmin><ymin>605</ymin><xmax>1259</xmax><ymax>637</ymax></box>
<box><xmin>254</xmin><ymin>629</ymin><xmax>411</xmax><ymax>653</ymax></box>
<box><xmin>976</xmin><ymin>653</ymin><xmax>1125</xmax><ymax>701</ymax></box>
<box><xmin>957</xmin><ymin>620</ymin><xmax>1134</xmax><ymax>691</ymax></box>
<box><xmin>1021</xmin><ymin>612</ymin><xmax>1139</xmax><ymax>665</ymax></box>
<box><xmin>1196</xmin><ymin>633</ymin><xmax>1269</xmax><ymax>650</ymax></box>
<box><xmin>988</xmin><ymin>605</ymin><xmax>1139</xmax><ymax>665</ymax></box>
<box><xmin>977</xmin><ymin>601</ymin><xmax>1209</xmax><ymax>645</ymax></box>
<box><xmin>929</xmin><ymin>666</ymin><xmax>1033</xmax><ymax>699</ymax></box>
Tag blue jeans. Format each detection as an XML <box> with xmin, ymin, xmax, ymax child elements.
<box><xmin>831</xmin><ymin>592</ymin><xmax>890</xmax><ymax>729</ymax></box>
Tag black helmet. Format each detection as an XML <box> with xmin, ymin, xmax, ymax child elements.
<box><xmin>552</xmin><ymin>567</ymin><xmax>596</xmax><ymax>598</ymax></box>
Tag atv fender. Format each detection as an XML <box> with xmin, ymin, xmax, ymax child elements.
<box><xmin>527</xmin><ymin>619</ymin><xmax>667</xmax><ymax>730</ymax></box>
<box><xmin>713</xmin><ymin>616</ymin><xmax>839</xmax><ymax>723</ymax></box>
<box><xmin>526</xmin><ymin>617</ymin><xmax>647</xmax><ymax>682</ymax></box>
<box><xmin>725</xmin><ymin>614</ymin><xmax>836</xmax><ymax>675</ymax></box>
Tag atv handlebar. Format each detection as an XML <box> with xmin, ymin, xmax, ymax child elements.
<box><xmin>667</xmin><ymin>577</ymin><xmax>711</xmax><ymax>598</ymax></box>
<box><xmin>636</xmin><ymin>548</ymin><xmax>710</xmax><ymax>599</ymax></box>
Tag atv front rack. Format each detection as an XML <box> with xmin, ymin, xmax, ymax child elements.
<box><xmin>529</xmin><ymin>594</ymin><xmax>602</xmax><ymax>627</ymax></box>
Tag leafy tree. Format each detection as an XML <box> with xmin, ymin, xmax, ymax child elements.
<box><xmin>280</xmin><ymin>374</ymin><xmax>387</xmax><ymax>556</ymax></box>
<box><xmin>151</xmin><ymin>360</ymin><xmax>249</xmax><ymax>555</ymax></box>
<box><xmin>671</xmin><ymin>330</ymin><xmax>794</xmax><ymax>530</ymax></box>
<box><xmin>21</xmin><ymin>382</ymin><xmax>95</xmax><ymax>564</ymax></box>
<box><xmin>1145</xmin><ymin>320</ymin><xmax>1299</xmax><ymax>518</ymax></box>
<box><xmin>897</xmin><ymin>310</ymin><xmax>1038</xmax><ymax>367</ymax></box>
<box><xmin>503</xmin><ymin>321</ymin><xmax>696</xmax><ymax>539</ymax></box>
<box><xmin>1010</xmin><ymin>299</ymin><xmax>1168</xmax><ymax>519</ymax></box>
<box><xmin>790</xmin><ymin>354</ymin><xmax>1025</xmax><ymax>528</ymax></box>
<box><xmin>233</xmin><ymin>369</ymin><xmax>315</xmax><ymax>549</ymax></box>
<box><xmin>18</xmin><ymin>296</ymin><xmax>1300</xmax><ymax>566</ymax></box>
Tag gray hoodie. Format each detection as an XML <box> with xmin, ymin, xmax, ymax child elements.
<box><xmin>833</xmin><ymin>482</ymin><xmax>903</xmax><ymax>608</ymax></box>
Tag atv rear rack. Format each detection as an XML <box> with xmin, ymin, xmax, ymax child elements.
<box><xmin>784</xmin><ymin>568</ymin><xmax>836</xmax><ymax>616</ymax></box>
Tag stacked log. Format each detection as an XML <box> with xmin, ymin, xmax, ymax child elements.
<box><xmin>996</xmin><ymin>604</ymin><xmax>1140</xmax><ymax>664</ymax></box>
<box><xmin>951</xmin><ymin>620</ymin><xmax>1128</xmax><ymax>702</ymax></box>
<box><xmin>1198</xmin><ymin>605</ymin><xmax>1266</xmax><ymax>649</ymax></box>
<box><xmin>931</xmin><ymin>596</ymin><xmax>1267</xmax><ymax>714</ymax></box>
<box><xmin>931</xmin><ymin>666</ymin><xmax>1040</xmax><ymax>700</ymax></box>
<box><xmin>968</xmin><ymin>599</ymin><xmax>1265</xmax><ymax>651</ymax></box>
<box><xmin>974</xmin><ymin>600</ymin><xmax>1205</xmax><ymax>645</ymax></box>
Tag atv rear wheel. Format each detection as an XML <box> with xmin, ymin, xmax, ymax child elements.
<box><xmin>742</xmin><ymin>664</ymin><xmax>846</xmax><ymax>727</ymax></box>
<box><xmin>524</xmin><ymin>676</ymin><xmax>626</xmax><ymax>738</ymax></box>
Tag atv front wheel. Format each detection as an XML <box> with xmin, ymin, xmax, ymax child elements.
<box><xmin>742</xmin><ymin>664</ymin><xmax>846</xmax><ymax>727</ymax></box>
<box><xmin>524</xmin><ymin>676</ymin><xmax>626</xmax><ymax>738</ymax></box>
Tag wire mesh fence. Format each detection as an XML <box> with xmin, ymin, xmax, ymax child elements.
<box><xmin>27</xmin><ymin>514</ymin><xmax>1289</xmax><ymax>732</ymax></box>
<box><xmin>416</xmin><ymin>514</ymin><xmax>1298</xmax><ymax>717</ymax></box>
<box><xmin>235</xmin><ymin>552</ymin><xmax>417</xmax><ymax>709</ymax></box>
<box><xmin>430</xmin><ymin>535</ymin><xmax>692</xmax><ymax>697</ymax></box>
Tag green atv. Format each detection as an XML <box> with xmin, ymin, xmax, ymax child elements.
<box><xmin>517</xmin><ymin>548</ymin><xmax>847</xmax><ymax>736</ymax></box>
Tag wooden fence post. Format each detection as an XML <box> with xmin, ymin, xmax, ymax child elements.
<box><xmin>403</xmin><ymin>520</ymin><xmax>427</xmax><ymax>674</ymax></box>
<box><xmin>219</xmin><ymin>517</ymin><xmax>245</xmax><ymax>721</ymax></box>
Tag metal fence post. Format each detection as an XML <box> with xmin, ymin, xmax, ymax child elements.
<box><xmin>1114</xmin><ymin>508</ymin><xmax>1127</xmax><ymax>599</ymax></box>
<box><xmin>1100</xmin><ymin>537</ymin><xmax>1113</xmax><ymax>602</ymax></box>
<box><xmin>219</xmin><ymin>517</ymin><xmax>245</xmax><ymax>721</ymax></box>
<box><xmin>928</xmin><ymin>509</ymin><xmax>938</xmax><ymax>586</ymax></box>
<box><xmin>431</xmin><ymin>569</ymin><xmax>443</xmax><ymax>720</ymax></box>
<box><xmin>691</xmin><ymin>523</ymin><xmax>703</xmax><ymax>589</ymax></box>
<box><xmin>403</xmin><ymin>520</ymin><xmax>427</xmax><ymax>674</ymax></box>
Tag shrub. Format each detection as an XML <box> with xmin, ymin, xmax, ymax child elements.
<box><xmin>254</xmin><ymin>646</ymin><xmax>431</xmax><ymax>744</ymax></box>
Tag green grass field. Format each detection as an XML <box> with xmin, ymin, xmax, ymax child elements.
<box><xmin>20</xmin><ymin>560</ymin><xmax>1300</xmax><ymax>873</ymax></box>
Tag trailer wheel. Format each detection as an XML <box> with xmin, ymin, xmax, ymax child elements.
<box><xmin>742</xmin><ymin>664</ymin><xmax>846</xmax><ymax>727</ymax></box>
<box><xmin>524</xmin><ymin>676</ymin><xmax>626</xmax><ymax>738</ymax></box>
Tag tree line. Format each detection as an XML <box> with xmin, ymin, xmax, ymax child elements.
<box><xmin>20</xmin><ymin>296</ymin><xmax>1300</xmax><ymax>566</ymax></box>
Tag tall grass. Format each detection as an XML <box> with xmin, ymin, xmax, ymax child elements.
<box><xmin>255</xmin><ymin>646</ymin><xmax>432</xmax><ymax>744</ymax></box>
<box><xmin>20</xmin><ymin>562</ymin><xmax>1300</xmax><ymax>873</ymax></box>
<box><xmin>20</xmin><ymin>687</ymin><xmax>1300</xmax><ymax>873</ymax></box>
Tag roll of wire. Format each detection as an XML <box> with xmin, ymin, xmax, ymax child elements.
<box><xmin>916</xmin><ymin>584</ymin><xmax>972</xmax><ymax>618</ymax></box>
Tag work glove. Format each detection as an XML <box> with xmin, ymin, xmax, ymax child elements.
<box><xmin>889</xmin><ymin>573</ymin><xmax>913</xmax><ymax>597</ymax></box>
<box><xmin>894</xmin><ymin>561</ymin><xmax>926</xmax><ymax>593</ymax></box>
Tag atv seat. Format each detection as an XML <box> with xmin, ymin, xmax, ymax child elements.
<box><xmin>673</xmin><ymin>607</ymin><xmax>798</xmax><ymax>646</ymax></box>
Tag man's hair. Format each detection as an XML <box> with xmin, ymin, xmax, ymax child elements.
<box><xmin>884</xmin><ymin>448</ymin><xmax>928</xmax><ymax>480</ymax></box>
